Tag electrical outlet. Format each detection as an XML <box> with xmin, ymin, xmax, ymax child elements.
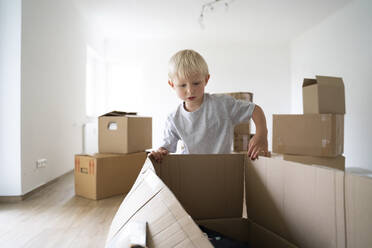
<box><xmin>36</xmin><ymin>158</ymin><xmax>47</xmax><ymax>168</ymax></box>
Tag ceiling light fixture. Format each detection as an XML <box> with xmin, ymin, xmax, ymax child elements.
<box><xmin>199</xmin><ymin>0</ymin><xmax>234</xmax><ymax>29</ymax></box>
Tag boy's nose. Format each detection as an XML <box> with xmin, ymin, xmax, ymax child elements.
<box><xmin>186</xmin><ymin>86</ymin><xmax>193</xmax><ymax>94</ymax></box>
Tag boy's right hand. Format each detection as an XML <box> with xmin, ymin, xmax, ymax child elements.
<box><xmin>149</xmin><ymin>147</ymin><xmax>169</xmax><ymax>163</ymax></box>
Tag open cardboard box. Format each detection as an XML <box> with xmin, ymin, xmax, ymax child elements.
<box><xmin>99</xmin><ymin>111</ymin><xmax>152</xmax><ymax>154</ymax></box>
<box><xmin>302</xmin><ymin>76</ymin><xmax>345</xmax><ymax>114</ymax></box>
<box><xmin>105</xmin><ymin>154</ymin><xmax>372</xmax><ymax>248</ymax></box>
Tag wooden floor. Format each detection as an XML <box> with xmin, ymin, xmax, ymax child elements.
<box><xmin>0</xmin><ymin>172</ymin><xmax>125</xmax><ymax>248</ymax></box>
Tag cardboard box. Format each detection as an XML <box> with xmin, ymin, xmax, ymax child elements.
<box><xmin>273</xmin><ymin>114</ymin><xmax>344</xmax><ymax>157</ymax></box>
<box><xmin>234</xmin><ymin>122</ymin><xmax>250</xmax><ymax>134</ymax></box>
<box><xmin>98</xmin><ymin>111</ymin><xmax>152</xmax><ymax>154</ymax></box>
<box><xmin>74</xmin><ymin>152</ymin><xmax>146</xmax><ymax>200</ymax></box>
<box><xmin>303</xmin><ymin>75</ymin><xmax>345</xmax><ymax>114</ymax></box>
<box><xmin>345</xmin><ymin>168</ymin><xmax>372</xmax><ymax>248</ymax></box>
<box><xmin>214</xmin><ymin>92</ymin><xmax>254</xmax><ymax>102</ymax></box>
<box><xmin>283</xmin><ymin>154</ymin><xmax>345</xmax><ymax>171</ymax></box>
<box><xmin>106</xmin><ymin>154</ymin><xmax>347</xmax><ymax>247</ymax></box>
<box><xmin>225</xmin><ymin>92</ymin><xmax>253</xmax><ymax>102</ymax></box>
<box><xmin>233</xmin><ymin>133</ymin><xmax>250</xmax><ymax>152</ymax></box>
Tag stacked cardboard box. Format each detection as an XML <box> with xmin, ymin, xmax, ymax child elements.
<box><xmin>214</xmin><ymin>92</ymin><xmax>253</xmax><ymax>152</ymax></box>
<box><xmin>273</xmin><ymin>76</ymin><xmax>346</xmax><ymax>170</ymax></box>
<box><xmin>74</xmin><ymin>111</ymin><xmax>152</xmax><ymax>200</ymax></box>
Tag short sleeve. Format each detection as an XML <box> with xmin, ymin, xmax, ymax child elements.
<box><xmin>226</xmin><ymin>96</ymin><xmax>256</xmax><ymax>125</ymax></box>
<box><xmin>160</xmin><ymin>115</ymin><xmax>179</xmax><ymax>153</ymax></box>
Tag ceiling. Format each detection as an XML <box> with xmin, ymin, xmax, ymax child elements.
<box><xmin>72</xmin><ymin>0</ymin><xmax>353</xmax><ymax>43</ymax></box>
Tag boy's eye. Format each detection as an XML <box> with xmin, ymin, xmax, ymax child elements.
<box><xmin>179</xmin><ymin>84</ymin><xmax>186</xmax><ymax>88</ymax></box>
<box><xmin>193</xmin><ymin>82</ymin><xmax>200</xmax><ymax>86</ymax></box>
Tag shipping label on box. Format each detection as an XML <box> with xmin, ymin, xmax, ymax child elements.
<box><xmin>99</xmin><ymin>111</ymin><xmax>152</xmax><ymax>154</ymax></box>
<box><xmin>303</xmin><ymin>76</ymin><xmax>345</xmax><ymax>114</ymax></box>
<box><xmin>272</xmin><ymin>114</ymin><xmax>344</xmax><ymax>157</ymax></box>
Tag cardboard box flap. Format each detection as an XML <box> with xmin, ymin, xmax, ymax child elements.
<box><xmin>153</xmin><ymin>154</ymin><xmax>245</xmax><ymax>220</ymax></box>
<box><xmin>303</xmin><ymin>78</ymin><xmax>317</xmax><ymax>87</ymax></box>
<box><xmin>105</xmin><ymin>158</ymin><xmax>212</xmax><ymax>248</ymax></box>
<box><xmin>345</xmin><ymin>167</ymin><xmax>372</xmax><ymax>248</ymax></box>
<box><xmin>316</xmin><ymin>75</ymin><xmax>344</xmax><ymax>89</ymax></box>
<box><xmin>283</xmin><ymin>154</ymin><xmax>345</xmax><ymax>171</ymax></box>
<box><xmin>245</xmin><ymin>156</ymin><xmax>345</xmax><ymax>248</ymax></box>
<box><xmin>100</xmin><ymin>111</ymin><xmax>137</xmax><ymax>117</ymax></box>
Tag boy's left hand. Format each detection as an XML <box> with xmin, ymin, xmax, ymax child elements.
<box><xmin>247</xmin><ymin>133</ymin><xmax>268</xmax><ymax>160</ymax></box>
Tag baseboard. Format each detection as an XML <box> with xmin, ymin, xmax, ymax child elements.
<box><xmin>0</xmin><ymin>169</ymin><xmax>73</xmax><ymax>203</ymax></box>
<box><xmin>0</xmin><ymin>195</ymin><xmax>23</xmax><ymax>203</ymax></box>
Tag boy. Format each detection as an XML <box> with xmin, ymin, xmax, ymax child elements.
<box><xmin>150</xmin><ymin>49</ymin><xmax>268</xmax><ymax>162</ymax></box>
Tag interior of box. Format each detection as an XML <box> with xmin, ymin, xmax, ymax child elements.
<box><xmin>153</xmin><ymin>154</ymin><xmax>346</xmax><ymax>248</ymax></box>
<box><xmin>106</xmin><ymin>154</ymin><xmax>353</xmax><ymax>248</ymax></box>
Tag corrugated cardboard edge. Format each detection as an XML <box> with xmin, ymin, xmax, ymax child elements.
<box><xmin>283</xmin><ymin>154</ymin><xmax>345</xmax><ymax>171</ymax></box>
<box><xmin>105</xmin><ymin>158</ymin><xmax>212</xmax><ymax>248</ymax></box>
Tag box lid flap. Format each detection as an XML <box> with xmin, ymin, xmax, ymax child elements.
<box><xmin>105</xmin><ymin>158</ymin><xmax>212</xmax><ymax>247</ymax></box>
<box><xmin>302</xmin><ymin>78</ymin><xmax>317</xmax><ymax>87</ymax></box>
<box><xmin>100</xmin><ymin>111</ymin><xmax>137</xmax><ymax>117</ymax></box>
<box><xmin>316</xmin><ymin>75</ymin><xmax>344</xmax><ymax>88</ymax></box>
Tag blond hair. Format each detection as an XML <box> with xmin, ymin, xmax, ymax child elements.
<box><xmin>168</xmin><ymin>49</ymin><xmax>209</xmax><ymax>81</ymax></box>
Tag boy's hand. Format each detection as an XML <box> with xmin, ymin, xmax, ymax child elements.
<box><xmin>149</xmin><ymin>147</ymin><xmax>169</xmax><ymax>163</ymax></box>
<box><xmin>247</xmin><ymin>133</ymin><xmax>268</xmax><ymax>160</ymax></box>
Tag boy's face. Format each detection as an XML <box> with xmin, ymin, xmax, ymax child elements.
<box><xmin>168</xmin><ymin>73</ymin><xmax>210</xmax><ymax>111</ymax></box>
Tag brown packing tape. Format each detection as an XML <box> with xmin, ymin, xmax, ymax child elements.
<box><xmin>74</xmin><ymin>157</ymin><xmax>79</xmax><ymax>173</ymax></box>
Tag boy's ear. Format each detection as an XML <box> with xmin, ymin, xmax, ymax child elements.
<box><xmin>168</xmin><ymin>80</ymin><xmax>175</xmax><ymax>88</ymax></box>
<box><xmin>204</xmin><ymin>74</ymin><xmax>210</xmax><ymax>86</ymax></box>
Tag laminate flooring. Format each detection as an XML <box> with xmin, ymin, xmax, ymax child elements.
<box><xmin>0</xmin><ymin>171</ymin><xmax>125</xmax><ymax>248</ymax></box>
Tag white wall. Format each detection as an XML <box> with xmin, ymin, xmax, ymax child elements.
<box><xmin>105</xmin><ymin>38</ymin><xmax>291</xmax><ymax>151</ymax></box>
<box><xmin>291</xmin><ymin>0</ymin><xmax>372</xmax><ymax>169</ymax></box>
<box><xmin>20</xmin><ymin>0</ymin><xmax>104</xmax><ymax>194</ymax></box>
<box><xmin>0</xmin><ymin>0</ymin><xmax>22</xmax><ymax>196</ymax></box>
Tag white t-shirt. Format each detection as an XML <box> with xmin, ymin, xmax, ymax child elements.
<box><xmin>160</xmin><ymin>93</ymin><xmax>255</xmax><ymax>154</ymax></box>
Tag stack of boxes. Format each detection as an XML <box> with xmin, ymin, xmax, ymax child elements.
<box><xmin>214</xmin><ymin>92</ymin><xmax>254</xmax><ymax>152</ymax></box>
<box><xmin>273</xmin><ymin>76</ymin><xmax>345</xmax><ymax>170</ymax></box>
<box><xmin>75</xmin><ymin>111</ymin><xmax>152</xmax><ymax>200</ymax></box>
